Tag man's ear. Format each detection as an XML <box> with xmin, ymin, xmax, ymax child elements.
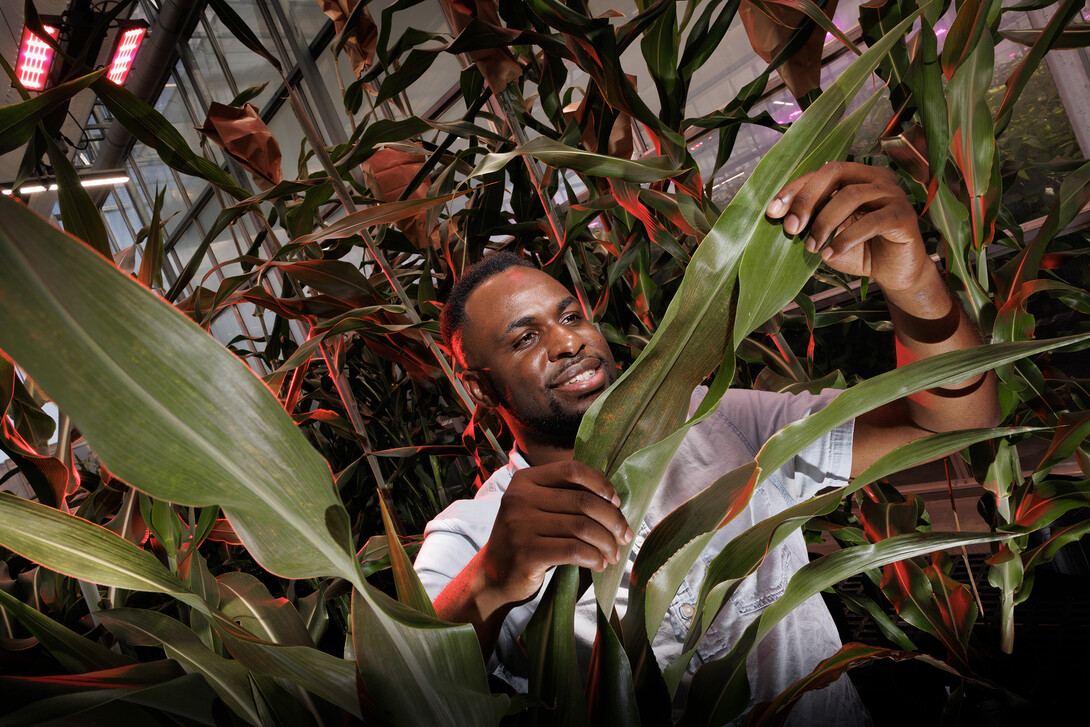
<box><xmin>460</xmin><ymin>369</ymin><xmax>498</xmax><ymax>409</ymax></box>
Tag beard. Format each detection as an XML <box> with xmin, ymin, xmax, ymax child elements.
<box><xmin>485</xmin><ymin>362</ymin><xmax>616</xmax><ymax>450</ymax></box>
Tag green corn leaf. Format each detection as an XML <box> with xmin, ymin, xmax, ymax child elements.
<box><xmin>522</xmin><ymin>565</ymin><xmax>590</xmax><ymax>727</ymax></box>
<box><xmin>0</xmin><ymin>196</ymin><xmax>361</xmax><ymax>584</ymax></box>
<box><xmin>1016</xmin><ymin>518</ymin><xmax>1090</xmax><ymax>604</ymax></box>
<box><xmin>89</xmin><ymin>78</ymin><xmax>249</xmax><ymax>201</ymax></box>
<box><xmin>469</xmin><ymin>136</ymin><xmax>684</xmax><ymax>183</ymax></box>
<box><xmin>835</xmin><ymin>591</ymin><xmax>917</xmax><ymax>650</ymax></box>
<box><xmin>99</xmin><ymin>608</ymin><xmax>266</xmax><ymax>726</ymax></box>
<box><xmin>0</xmin><ymin>68</ymin><xmax>105</xmax><ymax>156</ymax></box>
<box><xmin>745</xmin><ymin>643</ymin><xmax>921</xmax><ymax>725</ymax></box>
<box><xmin>43</xmin><ymin>132</ymin><xmax>111</xmax><ymax>259</ymax></box>
<box><xmin>206</xmin><ymin>0</ymin><xmax>283</xmax><ymax>72</ymax></box>
<box><xmin>946</xmin><ymin>37</ymin><xmax>996</xmax><ymax>249</ymax></box>
<box><xmin>584</xmin><ymin>8</ymin><xmax>924</xmax><ymax>611</ymax></box>
<box><xmin>350</xmin><ymin>585</ymin><xmax>510</xmax><ymax>726</ymax></box>
<box><xmin>940</xmin><ymin>0</ymin><xmax>999</xmax><ymax>78</ymax></box>
<box><xmin>0</xmin><ymin>195</ymin><xmax>507</xmax><ymax>722</ymax></box>
<box><xmin>377</xmin><ymin>494</ymin><xmax>435</xmax><ymax>615</ymax></box>
<box><xmin>210</xmin><ymin>608</ymin><xmax>360</xmax><ymax>717</ymax></box>
<box><xmin>993</xmin><ymin>0</ymin><xmax>1085</xmax><ymax>135</ymax></box>
<box><xmin>997</xmin><ymin>158</ymin><xmax>1090</xmax><ymax>295</ymax></box>
<box><xmin>0</xmin><ymin>662</ymin><xmax>214</xmax><ymax>727</ymax></box>
<box><xmin>0</xmin><ymin>587</ymin><xmax>133</xmax><ymax>673</ymax></box>
<box><xmin>661</xmin><ymin>425</ymin><xmax>1044</xmax><ymax>691</ymax></box>
<box><xmin>678</xmin><ymin>530</ymin><xmax>1015</xmax><ymax>726</ymax></box>
<box><xmin>0</xmin><ymin>493</ymin><xmax>201</xmax><ymax>610</ymax></box>
<box><xmin>216</xmin><ymin>572</ymin><xmax>314</xmax><ymax>646</ymax></box>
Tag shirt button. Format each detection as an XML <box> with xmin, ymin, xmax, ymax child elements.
<box><xmin>680</xmin><ymin>603</ymin><xmax>695</xmax><ymax>619</ymax></box>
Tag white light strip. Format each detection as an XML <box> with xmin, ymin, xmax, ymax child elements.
<box><xmin>1</xmin><ymin>175</ymin><xmax>129</xmax><ymax>196</ymax></box>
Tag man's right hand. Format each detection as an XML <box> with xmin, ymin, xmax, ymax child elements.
<box><xmin>432</xmin><ymin>460</ymin><xmax>633</xmax><ymax>656</ymax></box>
<box><xmin>479</xmin><ymin>460</ymin><xmax>635</xmax><ymax>606</ymax></box>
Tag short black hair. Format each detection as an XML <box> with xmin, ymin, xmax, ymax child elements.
<box><xmin>441</xmin><ymin>251</ymin><xmax>536</xmax><ymax>365</ymax></box>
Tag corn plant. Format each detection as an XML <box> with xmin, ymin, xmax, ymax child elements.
<box><xmin>1</xmin><ymin>0</ymin><xmax>1088</xmax><ymax>724</ymax></box>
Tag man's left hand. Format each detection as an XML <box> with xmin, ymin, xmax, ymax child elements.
<box><xmin>765</xmin><ymin>161</ymin><xmax>931</xmax><ymax>293</ymax></box>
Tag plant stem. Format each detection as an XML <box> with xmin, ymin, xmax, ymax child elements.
<box><xmin>283</xmin><ymin>82</ymin><xmax>508</xmax><ymax>462</ymax></box>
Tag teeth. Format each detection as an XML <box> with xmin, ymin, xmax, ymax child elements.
<box><xmin>565</xmin><ymin>369</ymin><xmax>595</xmax><ymax>385</ymax></box>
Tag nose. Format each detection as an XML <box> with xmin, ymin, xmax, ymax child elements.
<box><xmin>547</xmin><ymin>323</ymin><xmax>585</xmax><ymax>361</ymax></box>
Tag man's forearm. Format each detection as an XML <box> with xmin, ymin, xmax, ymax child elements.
<box><xmin>433</xmin><ymin>545</ymin><xmax>517</xmax><ymax>658</ymax></box>
<box><xmin>883</xmin><ymin>264</ymin><xmax>1000</xmax><ymax>432</ymax></box>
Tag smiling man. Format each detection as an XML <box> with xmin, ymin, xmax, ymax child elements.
<box><xmin>413</xmin><ymin>162</ymin><xmax>999</xmax><ymax>724</ymax></box>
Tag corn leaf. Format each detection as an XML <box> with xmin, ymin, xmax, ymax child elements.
<box><xmin>350</xmin><ymin>585</ymin><xmax>510</xmax><ymax>726</ymax></box>
<box><xmin>0</xmin><ymin>493</ymin><xmax>202</xmax><ymax>609</ymax></box>
<box><xmin>678</xmin><ymin>529</ymin><xmax>1015</xmax><ymax>726</ymax></box>
<box><xmin>469</xmin><ymin>136</ymin><xmax>684</xmax><ymax>183</ymax></box>
<box><xmin>0</xmin><ymin>68</ymin><xmax>105</xmax><ymax>155</ymax></box>
<box><xmin>0</xmin><ymin>587</ymin><xmax>133</xmax><ymax>673</ymax></box>
<box><xmin>216</xmin><ymin>572</ymin><xmax>314</xmax><ymax>646</ymax></box>
<box><xmin>99</xmin><ymin>608</ymin><xmax>265</xmax><ymax>726</ymax></box>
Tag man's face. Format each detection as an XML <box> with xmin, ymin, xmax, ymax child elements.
<box><xmin>459</xmin><ymin>267</ymin><xmax>617</xmax><ymax>449</ymax></box>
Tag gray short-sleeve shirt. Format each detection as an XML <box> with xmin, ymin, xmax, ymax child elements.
<box><xmin>414</xmin><ymin>387</ymin><xmax>868</xmax><ymax>725</ymax></box>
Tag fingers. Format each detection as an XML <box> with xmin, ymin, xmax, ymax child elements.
<box><xmin>816</xmin><ymin>205</ymin><xmax>912</xmax><ymax>262</ymax></box>
<box><xmin>523</xmin><ymin>460</ymin><xmax>621</xmax><ymax>506</ymax></box>
<box><xmin>766</xmin><ymin>161</ymin><xmax>900</xmax><ymax>236</ymax></box>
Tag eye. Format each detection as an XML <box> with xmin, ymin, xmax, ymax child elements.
<box><xmin>513</xmin><ymin>331</ymin><xmax>536</xmax><ymax>349</ymax></box>
<box><xmin>562</xmin><ymin>311</ymin><xmax>583</xmax><ymax>324</ymax></box>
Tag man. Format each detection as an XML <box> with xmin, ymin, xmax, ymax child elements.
<box><xmin>413</xmin><ymin>162</ymin><xmax>998</xmax><ymax>723</ymax></box>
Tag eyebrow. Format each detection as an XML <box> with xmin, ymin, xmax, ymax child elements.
<box><xmin>502</xmin><ymin>296</ymin><xmax>579</xmax><ymax>338</ymax></box>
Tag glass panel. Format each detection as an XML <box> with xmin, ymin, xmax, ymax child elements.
<box><xmin>266</xmin><ymin>89</ymin><xmax>313</xmax><ymax>176</ymax></box>
<box><xmin>101</xmin><ymin>189</ymin><xmax>136</xmax><ymax>253</ymax></box>
<box><xmin>130</xmin><ymin>143</ymin><xmax>189</xmax><ymax>237</ymax></box>
<box><xmin>372</xmin><ymin>0</ymin><xmax>457</xmax><ymax>117</ymax></box>
<box><xmin>278</xmin><ymin>0</ymin><xmax>332</xmax><ymax>50</ymax></box>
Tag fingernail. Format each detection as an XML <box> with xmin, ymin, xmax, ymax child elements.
<box><xmin>805</xmin><ymin>236</ymin><xmax>817</xmax><ymax>253</ymax></box>
<box><xmin>784</xmin><ymin>214</ymin><xmax>799</xmax><ymax>235</ymax></box>
<box><xmin>767</xmin><ymin>198</ymin><xmax>785</xmax><ymax>216</ymax></box>
<box><xmin>611</xmin><ymin>493</ymin><xmax>621</xmax><ymax>507</ymax></box>
<box><xmin>820</xmin><ymin>246</ymin><xmax>833</xmax><ymax>260</ymax></box>
<box><xmin>623</xmin><ymin>526</ymin><xmax>634</xmax><ymax>544</ymax></box>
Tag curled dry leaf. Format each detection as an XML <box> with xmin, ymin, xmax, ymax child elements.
<box><xmin>441</xmin><ymin>0</ymin><xmax>522</xmax><ymax>95</ymax></box>
<box><xmin>316</xmin><ymin>0</ymin><xmax>378</xmax><ymax>79</ymax></box>
<box><xmin>739</xmin><ymin>0</ymin><xmax>840</xmax><ymax>102</ymax></box>
<box><xmin>562</xmin><ymin>77</ymin><xmax>637</xmax><ymax>160</ymax></box>
<box><xmin>197</xmin><ymin>102</ymin><xmax>282</xmax><ymax>191</ymax></box>
<box><xmin>360</xmin><ymin>145</ymin><xmax>440</xmax><ymax>249</ymax></box>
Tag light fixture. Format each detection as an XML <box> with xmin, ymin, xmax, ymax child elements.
<box><xmin>15</xmin><ymin>25</ymin><xmax>60</xmax><ymax>91</ymax></box>
<box><xmin>107</xmin><ymin>21</ymin><xmax>148</xmax><ymax>86</ymax></box>
<box><xmin>2</xmin><ymin>170</ymin><xmax>130</xmax><ymax>196</ymax></box>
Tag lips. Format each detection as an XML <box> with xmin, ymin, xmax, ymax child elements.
<box><xmin>551</xmin><ymin>357</ymin><xmax>606</xmax><ymax>393</ymax></box>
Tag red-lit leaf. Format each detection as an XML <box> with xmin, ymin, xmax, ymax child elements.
<box><xmin>441</xmin><ymin>0</ymin><xmax>523</xmax><ymax>94</ymax></box>
<box><xmin>197</xmin><ymin>102</ymin><xmax>283</xmax><ymax>191</ymax></box>
<box><xmin>746</xmin><ymin>643</ymin><xmax>917</xmax><ymax>726</ymax></box>
<box><xmin>318</xmin><ymin>0</ymin><xmax>378</xmax><ymax>78</ymax></box>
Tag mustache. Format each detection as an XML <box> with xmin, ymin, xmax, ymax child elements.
<box><xmin>549</xmin><ymin>355</ymin><xmax>603</xmax><ymax>387</ymax></box>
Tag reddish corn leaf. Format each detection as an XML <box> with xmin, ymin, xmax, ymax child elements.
<box><xmin>196</xmin><ymin>102</ymin><xmax>282</xmax><ymax>191</ymax></box>
<box><xmin>739</xmin><ymin>0</ymin><xmax>845</xmax><ymax>101</ymax></box>
<box><xmin>924</xmin><ymin>554</ymin><xmax>977</xmax><ymax>651</ymax></box>
<box><xmin>746</xmin><ymin>643</ymin><xmax>917</xmax><ymax>726</ymax></box>
<box><xmin>359</xmin><ymin>144</ymin><xmax>441</xmax><ymax>249</ymax></box>
<box><xmin>562</xmin><ymin>77</ymin><xmax>637</xmax><ymax>160</ymax></box>
<box><xmin>441</xmin><ymin>0</ymin><xmax>522</xmax><ymax>94</ymax></box>
<box><xmin>317</xmin><ymin>0</ymin><xmax>378</xmax><ymax>79</ymax></box>
<box><xmin>205</xmin><ymin>518</ymin><xmax>244</xmax><ymax>546</ymax></box>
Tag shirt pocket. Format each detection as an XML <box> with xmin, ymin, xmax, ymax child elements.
<box><xmin>694</xmin><ymin>537</ymin><xmax>793</xmax><ymax>662</ymax></box>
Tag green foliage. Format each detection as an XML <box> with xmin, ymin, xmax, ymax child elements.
<box><xmin>1</xmin><ymin>0</ymin><xmax>1088</xmax><ymax>724</ymax></box>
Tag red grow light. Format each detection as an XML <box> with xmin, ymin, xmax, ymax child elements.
<box><xmin>107</xmin><ymin>26</ymin><xmax>147</xmax><ymax>86</ymax></box>
<box><xmin>15</xmin><ymin>25</ymin><xmax>59</xmax><ymax>91</ymax></box>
